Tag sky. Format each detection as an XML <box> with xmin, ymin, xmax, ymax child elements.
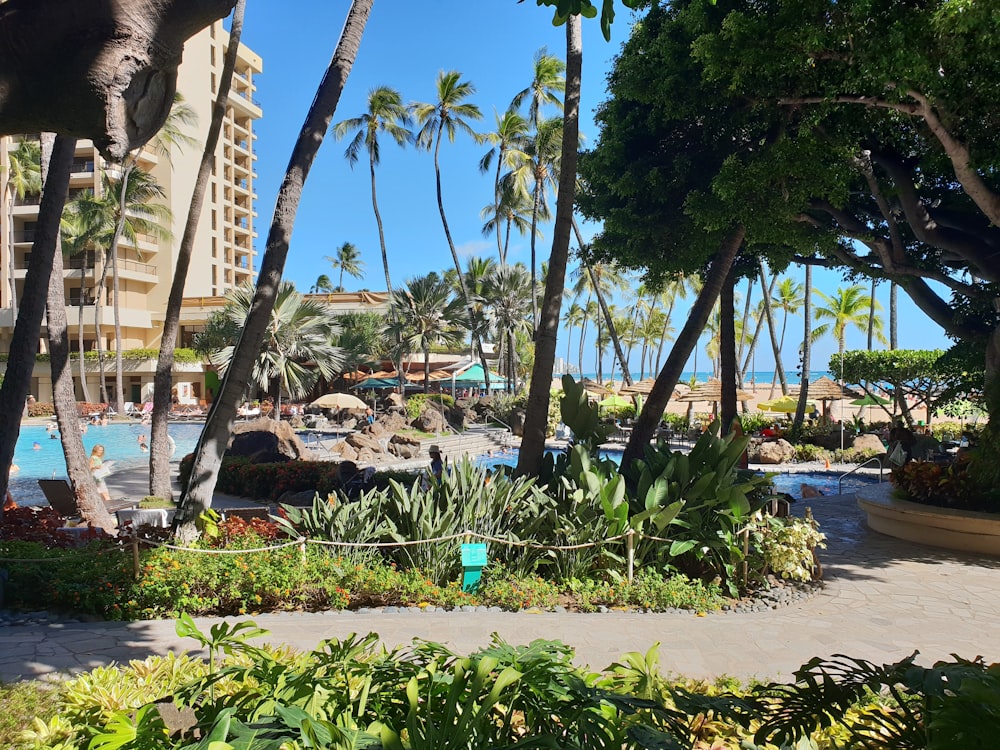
<box><xmin>235</xmin><ymin>1</ymin><xmax>952</xmax><ymax>377</ymax></box>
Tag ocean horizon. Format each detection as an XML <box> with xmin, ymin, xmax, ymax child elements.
<box><xmin>561</xmin><ymin>370</ymin><xmax>834</xmax><ymax>384</ymax></box>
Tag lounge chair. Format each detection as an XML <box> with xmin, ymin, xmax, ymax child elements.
<box><xmin>116</xmin><ymin>507</ymin><xmax>171</xmax><ymax>528</ymax></box>
<box><xmin>37</xmin><ymin>479</ymin><xmax>133</xmax><ymax>517</ymax></box>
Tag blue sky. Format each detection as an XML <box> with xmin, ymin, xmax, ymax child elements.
<box><xmin>237</xmin><ymin>1</ymin><xmax>952</xmax><ymax>376</ymax></box>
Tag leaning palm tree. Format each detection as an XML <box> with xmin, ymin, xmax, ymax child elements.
<box><xmin>412</xmin><ymin>70</ymin><xmax>493</xmax><ymax>387</ymax></box>
<box><xmin>4</xmin><ymin>139</ymin><xmax>41</xmax><ymax>311</ymax></box>
<box><xmin>478</xmin><ymin>109</ymin><xmax>530</xmax><ymax>263</ymax></box>
<box><xmin>310</xmin><ymin>274</ymin><xmax>335</xmax><ymax>293</ymax></box>
<box><xmin>150</xmin><ymin>0</ymin><xmax>245</xmax><ymax>500</ymax></box>
<box><xmin>509</xmin><ymin>47</ymin><xmax>566</xmax><ymax>127</ymax></box>
<box><xmin>209</xmin><ymin>281</ymin><xmax>345</xmax><ymax>412</ymax></box>
<box><xmin>324</xmin><ymin>241</ymin><xmax>365</xmax><ymax>291</ymax></box>
<box><xmin>385</xmin><ymin>273</ymin><xmax>466</xmax><ymax>392</ymax></box>
<box><xmin>178</xmin><ymin>0</ymin><xmax>373</xmax><ymax>527</ymax></box>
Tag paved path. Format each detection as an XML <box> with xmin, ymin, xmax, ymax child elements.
<box><xmin>2</xmin><ymin>485</ymin><xmax>999</xmax><ymax>684</ymax></box>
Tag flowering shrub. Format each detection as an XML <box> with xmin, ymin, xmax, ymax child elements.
<box><xmin>565</xmin><ymin>571</ymin><xmax>724</xmax><ymax>612</ymax></box>
<box><xmin>752</xmin><ymin>516</ymin><xmax>826</xmax><ymax>581</ymax></box>
<box><xmin>890</xmin><ymin>456</ymin><xmax>997</xmax><ymax>511</ymax></box>
<box><xmin>478</xmin><ymin>567</ymin><xmax>560</xmax><ymax>610</ymax></box>
<box><xmin>0</xmin><ymin>506</ymin><xmax>104</xmax><ymax>547</ymax></box>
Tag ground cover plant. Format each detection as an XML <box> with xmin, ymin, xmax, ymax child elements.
<box><xmin>8</xmin><ymin>617</ymin><xmax>997</xmax><ymax>749</ymax></box>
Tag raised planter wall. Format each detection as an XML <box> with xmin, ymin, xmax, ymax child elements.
<box><xmin>857</xmin><ymin>483</ymin><xmax>1000</xmax><ymax>556</ymax></box>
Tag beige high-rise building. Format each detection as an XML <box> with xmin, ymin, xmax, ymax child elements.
<box><xmin>0</xmin><ymin>21</ymin><xmax>263</xmax><ymax>405</ymax></box>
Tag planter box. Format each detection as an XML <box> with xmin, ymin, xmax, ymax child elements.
<box><xmin>857</xmin><ymin>483</ymin><xmax>1000</xmax><ymax>556</ymax></box>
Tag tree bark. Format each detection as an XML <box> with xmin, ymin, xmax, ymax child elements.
<box><xmin>516</xmin><ymin>15</ymin><xmax>581</xmax><ymax>478</ymax></box>
<box><xmin>621</xmin><ymin>225</ymin><xmax>745</xmax><ymax>471</ymax></box>
<box><xmin>175</xmin><ymin>0</ymin><xmax>372</xmax><ymax>531</ymax></box>
<box><xmin>150</xmin><ymin>0</ymin><xmax>245</xmax><ymax>500</ymax></box>
<box><xmin>792</xmin><ymin>264</ymin><xmax>812</xmax><ymax>434</ymax></box>
<box><xmin>757</xmin><ymin>258</ymin><xmax>787</xmax><ymax>395</ymax></box>
<box><xmin>42</xmin><ymin>134</ymin><xmax>115</xmax><ymax>530</ymax></box>
<box><xmin>0</xmin><ymin>137</ymin><xmax>74</xmax><ymax>506</ymax></box>
<box><xmin>719</xmin><ymin>268</ymin><xmax>738</xmax><ymax>434</ymax></box>
<box><xmin>0</xmin><ymin>0</ymin><xmax>236</xmax><ymax>160</ymax></box>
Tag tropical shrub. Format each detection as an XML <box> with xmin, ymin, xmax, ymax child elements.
<box><xmin>891</xmin><ymin>456</ymin><xmax>999</xmax><ymax>512</ymax></box>
<box><xmin>740</xmin><ymin>411</ymin><xmax>773</xmax><ymax>434</ymax></box>
<box><xmin>793</xmin><ymin>443</ymin><xmax>832</xmax><ymax>463</ymax></box>
<box><xmin>565</xmin><ymin>570</ymin><xmax>725</xmax><ymax>613</ymax></box>
<box><xmin>405</xmin><ymin>392</ymin><xmax>454</xmax><ymax>420</ymax></box>
<box><xmin>750</xmin><ymin>515</ymin><xmax>826</xmax><ymax>582</ymax></box>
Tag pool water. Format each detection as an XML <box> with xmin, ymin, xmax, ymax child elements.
<box><xmin>10</xmin><ymin>422</ymin><xmax>204</xmax><ymax>506</ymax></box>
<box><xmin>477</xmin><ymin>449</ymin><xmax>880</xmax><ymax>499</ymax></box>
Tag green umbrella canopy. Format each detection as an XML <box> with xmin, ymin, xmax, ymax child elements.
<box><xmin>598</xmin><ymin>393</ymin><xmax>632</xmax><ymax>408</ymax></box>
<box><xmin>850</xmin><ymin>393</ymin><xmax>891</xmax><ymax>406</ymax></box>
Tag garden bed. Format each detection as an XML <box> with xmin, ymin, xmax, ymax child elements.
<box><xmin>857</xmin><ymin>483</ymin><xmax>1000</xmax><ymax>556</ymax></box>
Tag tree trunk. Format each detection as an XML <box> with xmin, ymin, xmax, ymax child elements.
<box><xmin>792</xmin><ymin>264</ymin><xmax>812</xmax><ymax>434</ymax></box>
<box><xmin>0</xmin><ymin>0</ymin><xmax>236</xmax><ymax>160</ymax></box>
<box><xmin>174</xmin><ymin>0</ymin><xmax>371</xmax><ymax>531</ymax></box>
<box><xmin>150</xmin><ymin>0</ymin><xmax>245</xmax><ymax>500</ymax></box>
<box><xmin>720</xmin><ymin>268</ymin><xmax>738</xmax><ymax>434</ymax></box>
<box><xmin>370</xmin><ymin>134</ymin><xmax>405</xmax><ymax>397</ymax></box>
<box><xmin>42</xmin><ymin>134</ymin><xmax>115</xmax><ymax>530</ymax></box>
<box><xmin>587</xmin><ymin>263</ymin><xmax>632</xmax><ymax>387</ymax></box>
<box><xmin>0</xmin><ymin>136</ymin><xmax>74</xmax><ymax>506</ymax></box>
<box><xmin>867</xmin><ymin>277</ymin><xmax>876</xmax><ymax>350</ymax></box>
<box><xmin>77</xmin><ymin>262</ymin><xmax>92</xmax><ymax>402</ymax></box>
<box><xmin>890</xmin><ymin>281</ymin><xmax>898</xmax><ymax>350</ymax></box>
<box><xmin>529</xmin><ymin>178</ymin><xmax>542</xmax><ymax>329</ymax></box>
<box><xmin>621</xmin><ymin>226</ymin><xmax>745</xmax><ymax>470</ymax></box>
<box><xmin>431</xmin><ymin>119</ymin><xmax>493</xmax><ymax>393</ymax></box>
<box><xmin>516</xmin><ymin>14</ymin><xmax>581</xmax><ymax>478</ymax></box>
<box><xmin>757</xmin><ymin>258</ymin><xmax>787</xmax><ymax>395</ymax></box>
<box><xmin>6</xmin><ymin>188</ymin><xmax>16</xmax><ymax>311</ymax></box>
<box><xmin>110</xmin><ymin>167</ymin><xmax>130</xmax><ymax>416</ymax></box>
<box><xmin>735</xmin><ymin>276</ymin><xmax>753</xmax><ymax>375</ymax></box>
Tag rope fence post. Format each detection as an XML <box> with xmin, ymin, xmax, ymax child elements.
<box><xmin>299</xmin><ymin>537</ymin><xmax>307</xmax><ymax>565</ymax></box>
<box><xmin>131</xmin><ymin>535</ymin><xmax>140</xmax><ymax>580</ymax></box>
<box><xmin>625</xmin><ymin>529</ymin><xmax>635</xmax><ymax>583</ymax></box>
<box><xmin>741</xmin><ymin>527</ymin><xmax>750</xmax><ymax>588</ymax></box>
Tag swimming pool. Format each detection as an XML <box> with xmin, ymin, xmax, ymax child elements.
<box><xmin>10</xmin><ymin>422</ymin><xmax>204</xmax><ymax>506</ymax></box>
<box><xmin>476</xmin><ymin>449</ymin><xmax>880</xmax><ymax>498</ymax></box>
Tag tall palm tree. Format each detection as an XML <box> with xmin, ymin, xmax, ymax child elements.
<box><xmin>814</xmin><ymin>285</ymin><xmax>887</xmax><ymax>361</ymax></box>
<box><xmin>386</xmin><ymin>273</ymin><xmax>465</xmax><ymax>392</ymax></box>
<box><xmin>5</xmin><ymin>139</ymin><xmax>41</xmax><ymax>312</ymax></box>
<box><xmin>324</xmin><ymin>241</ymin><xmax>365</xmax><ymax>291</ymax></box>
<box><xmin>412</xmin><ymin>70</ymin><xmax>492</xmax><ymax>387</ymax></box>
<box><xmin>516</xmin><ymin>14</ymin><xmax>583</xmax><ymax>477</ymax></box>
<box><xmin>505</xmin><ymin>116</ymin><xmax>562</xmax><ymax>328</ymax></box>
<box><xmin>480</xmin><ymin>181</ymin><xmax>537</xmax><ymax>265</ymax></box>
<box><xmin>510</xmin><ymin>47</ymin><xmax>565</xmax><ymax>126</ymax></box>
<box><xmin>479</xmin><ymin>109</ymin><xmax>530</xmax><ymax>263</ymax></box>
<box><xmin>209</xmin><ymin>281</ymin><xmax>344</xmax><ymax>412</ymax></box>
<box><xmin>792</xmin><ymin>264</ymin><xmax>813</xmax><ymax>434</ymax></box>
<box><xmin>310</xmin><ymin>274</ymin><xmax>335</xmax><ymax>293</ymax></box>
<box><xmin>458</xmin><ymin>255</ymin><xmax>495</xmax><ymax>358</ymax></box>
<box><xmin>772</xmin><ymin>275</ymin><xmax>804</xmax><ymax>394</ymax></box>
<box><xmin>98</xmin><ymin>168</ymin><xmax>171</xmax><ymax>411</ymax></box>
<box><xmin>655</xmin><ymin>274</ymin><xmax>700</xmax><ymax>371</ymax></box>
<box><xmin>562</xmin><ymin>300</ymin><xmax>584</xmax><ymax>373</ymax></box>
<box><xmin>150</xmin><ymin>0</ymin><xmax>245</xmax><ymax>500</ymax></box>
<box><xmin>334</xmin><ymin>85</ymin><xmax>411</xmax><ymax>295</ymax></box>
<box><xmin>178</xmin><ymin>0</ymin><xmax>373</xmax><ymax>526</ymax></box>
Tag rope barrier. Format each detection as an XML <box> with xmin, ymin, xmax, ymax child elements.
<box><xmin>140</xmin><ymin>537</ymin><xmax>307</xmax><ymax>555</ymax></box>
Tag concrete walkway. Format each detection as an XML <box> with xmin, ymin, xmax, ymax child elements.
<box><xmin>2</xmin><ymin>485</ymin><xmax>999</xmax><ymax>684</ymax></box>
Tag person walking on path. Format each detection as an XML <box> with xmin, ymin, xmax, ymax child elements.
<box><xmin>429</xmin><ymin>445</ymin><xmax>444</xmax><ymax>480</ymax></box>
<box><xmin>89</xmin><ymin>444</ymin><xmax>113</xmax><ymax>504</ymax></box>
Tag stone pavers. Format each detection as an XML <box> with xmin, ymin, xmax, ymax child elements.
<box><xmin>2</xmin><ymin>489</ymin><xmax>999</xmax><ymax>683</ymax></box>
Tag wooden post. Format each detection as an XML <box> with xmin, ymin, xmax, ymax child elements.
<box><xmin>299</xmin><ymin>539</ymin><xmax>307</xmax><ymax>565</ymax></box>
<box><xmin>626</xmin><ymin>529</ymin><xmax>635</xmax><ymax>583</ymax></box>
<box><xmin>741</xmin><ymin>527</ymin><xmax>750</xmax><ymax>588</ymax></box>
<box><xmin>131</xmin><ymin>535</ymin><xmax>140</xmax><ymax>580</ymax></box>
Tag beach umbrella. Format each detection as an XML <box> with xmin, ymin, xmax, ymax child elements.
<box><xmin>675</xmin><ymin>381</ymin><xmax>754</xmax><ymax>402</ymax></box>
<box><xmin>311</xmin><ymin>392</ymin><xmax>367</xmax><ymax>410</ymax></box>
<box><xmin>850</xmin><ymin>393</ymin><xmax>891</xmax><ymax>406</ymax></box>
<box><xmin>759</xmin><ymin>395</ymin><xmax>817</xmax><ymax>414</ymax></box>
<box><xmin>620</xmin><ymin>377</ymin><xmax>656</xmax><ymax>395</ymax></box>
<box><xmin>598</xmin><ymin>393</ymin><xmax>631</xmax><ymax>409</ymax></box>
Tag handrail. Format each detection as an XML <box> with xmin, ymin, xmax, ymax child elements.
<box><xmin>838</xmin><ymin>457</ymin><xmax>884</xmax><ymax>494</ymax></box>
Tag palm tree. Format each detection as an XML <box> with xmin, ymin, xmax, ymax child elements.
<box><xmin>517</xmin><ymin>16</ymin><xmax>583</xmax><ymax>477</ymax></box>
<box><xmin>772</xmin><ymin>275</ymin><xmax>804</xmax><ymax>394</ymax></box>
<box><xmin>792</xmin><ymin>264</ymin><xmax>813</xmax><ymax>434</ymax></box>
<box><xmin>562</xmin><ymin>300</ymin><xmax>584</xmax><ymax>373</ymax></box>
<box><xmin>814</xmin><ymin>285</ymin><xmax>887</xmax><ymax>361</ymax></box>
<box><xmin>504</xmin><ymin>116</ymin><xmax>562</xmax><ymax>328</ymax></box>
<box><xmin>412</xmin><ymin>69</ymin><xmax>492</xmax><ymax>387</ymax></box>
<box><xmin>655</xmin><ymin>274</ymin><xmax>700</xmax><ymax>371</ymax></box>
<box><xmin>208</xmin><ymin>281</ymin><xmax>344</xmax><ymax>412</ymax></box>
<box><xmin>386</xmin><ymin>273</ymin><xmax>465</xmax><ymax>392</ymax></box>
<box><xmin>150</xmin><ymin>0</ymin><xmax>245</xmax><ymax>500</ymax></box>
<box><xmin>510</xmin><ymin>47</ymin><xmax>565</xmax><ymax>126</ymax></box>
<box><xmin>756</xmin><ymin>259</ymin><xmax>788</xmax><ymax>395</ymax></box>
<box><xmin>480</xmin><ymin>181</ymin><xmax>537</xmax><ymax>265</ymax></box>
<box><xmin>310</xmin><ymin>274</ymin><xmax>335</xmax><ymax>293</ymax></box>
<box><xmin>4</xmin><ymin>139</ymin><xmax>41</xmax><ymax>312</ymax></box>
<box><xmin>458</xmin><ymin>255</ymin><xmax>495</xmax><ymax>358</ymax></box>
<box><xmin>98</xmin><ymin>168</ymin><xmax>171</xmax><ymax>411</ymax></box>
<box><xmin>334</xmin><ymin>84</ymin><xmax>411</xmax><ymax>295</ymax></box>
<box><xmin>572</xmin><ymin>257</ymin><xmax>632</xmax><ymax>386</ymax></box>
<box><xmin>178</xmin><ymin>0</ymin><xmax>373</xmax><ymax>527</ymax></box>
<box><xmin>479</xmin><ymin>109</ymin><xmax>530</xmax><ymax>263</ymax></box>
<box><xmin>483</xmin><ymin>262</ymin><xmax>534</xmax><ymax>391</ymax></box>
<box><xmin>324</xmin><ymin>241</ymin><xmax>365</xmax><ymax>291</ymax></box>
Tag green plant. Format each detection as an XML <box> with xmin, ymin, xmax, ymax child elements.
<box><xmin>405</xmin><ymin>392</ymin><xmax>455</xmax><ymax>420</ymax></box>
<box><xmin>751</xmin><ymin>515</ymin><xmax>826</xmax><ymax>582</ymax></box>
<box><xmin>794</xmin><ymin>443</ymin><xmax>832</xmax><ymax>463</ymax></box>
<box><xmin>478</xmin><ymin>567</ymin><xmax>560</xmax><ymax>609</ymax></box>
<box><xmin>0</xmin><ymin>680</ymin><xmax>58</xmax><ymax>750</ymax></box>
<box><xmin>740</xmin><ymin>411</ymin><xmax>772</xmax><ymax>434</ymax></box>
<box><xmin>138</xmin><ymin>496</ymin><xmax>175</xmax><ymax>509</ymax></box>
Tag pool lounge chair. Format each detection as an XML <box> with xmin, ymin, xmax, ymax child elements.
<box><xmin>37</xmin><ymin>479</ymin><xmax>134</xmax><ymax>518</ymax></box>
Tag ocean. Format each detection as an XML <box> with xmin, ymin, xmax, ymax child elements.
<box><xmin>564</xmin><ymin>370</ymin><xmax>834</xmax><ymax>384</ymax></box>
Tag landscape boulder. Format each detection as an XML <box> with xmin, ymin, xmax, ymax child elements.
<box><xmin>388</xmin><ymin>434</ymin><xmax>421</xmax><ymax>459</ymax></box>
<box><xmin>756</xmin><ymin>438</ymin><xmax>796</xmax><ymax>465</ymax></box>
<box><xmin>412</xmin><ymin>408</ymin><xmax>447</xmax><ymax>434</ymax></box>
<box><xmin>851</xmin><ymin>433</ymin><xmax>886</xmax><ymax>454</ymax></box>
<box><xmin>346</xmin><ymin>431</ymin><xmax>383</xmax><ymax>455</ymax></box>
<box><xmin>228</xmin><ymin>418</ymin><xmax>308</xmax><ymax>463</ymax></box>
<box><xmin>376</xmin><ymin>410</ymin><xmax>408</xmax><ymax>432</ymax></box>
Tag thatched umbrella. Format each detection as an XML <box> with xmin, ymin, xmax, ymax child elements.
<box><xmin>675</xmin><ymin>381</ymin><xmax>754</xmax><ymax>403</ymax></box>
<box><xmin>620</xmin><ymin>377</ymin><xmax>657</xmax><ymax>395</ymax></box>
<box><xmin>799</xmin><ymin>376</ymin><xmax>862</xmax><ymax>421</ymax></box>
